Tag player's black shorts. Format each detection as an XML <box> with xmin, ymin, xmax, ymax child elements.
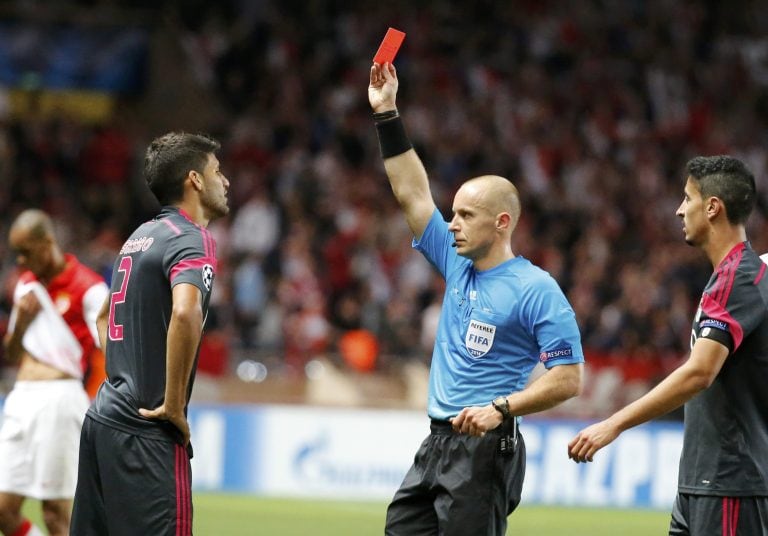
<box><xmin>70</xmin><ymin>415</ymin><xmax>192</xmax><ymax>536</ymax></box>
<box><xmin>669</xmin><ymin>492</ymin><xmax>768</xmax><ymax>535</ymax></box>
<box><xmin>385</xmin><ymin>418</ymin><xmax>526</xmax><ymax>536</ymax></box>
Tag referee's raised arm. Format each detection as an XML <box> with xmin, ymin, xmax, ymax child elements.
<box><xmin>369</xmin><ymin>62</ymin><xmax>435</xmax><ymax>240</ymax></box>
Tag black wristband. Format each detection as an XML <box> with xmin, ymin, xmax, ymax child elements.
<box><xmin>375</xmin><ymin>115</ymin><xmax>413</xmax><ymax>159</ymax></box>
<box><xmin>373</xmin><ymin>109</ymin><xmax>399</xmax><ymax>122</ymax></box>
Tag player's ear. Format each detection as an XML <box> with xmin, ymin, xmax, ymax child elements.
<box><xmin>187</xmin><ymin>170</ymin><xmax>203</xmax><ymax>191</ymax></box>
<box><xmin>496</xmin><ymin>212</ymin><xmax>511</xmax><ymax>231</ymax></box>
<box><xmin>706</xmin><ymin>197</ymin><xmax>723</xmax><ymax>220</ymax></box>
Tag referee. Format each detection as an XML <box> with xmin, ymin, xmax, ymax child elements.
<box><xmin>369</xmin><ymin>62</ymin><xmax>584</xmax><ymax>535</ymax></box>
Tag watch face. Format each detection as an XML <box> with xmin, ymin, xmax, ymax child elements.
<box><xmin>493</xmin><ymin>397</ymin><xmax>509</xmax><ymax>417</ymax></box>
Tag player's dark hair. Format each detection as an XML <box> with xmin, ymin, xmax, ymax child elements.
<box><xmin>685</xmin><ymin>155</ymin><xmax>756</xmax><ymax>225</ymax></box>
<box><xmin>144</xmin><ymin>132</ymin><xmax>221</xmax><ymax>205</ymax></box>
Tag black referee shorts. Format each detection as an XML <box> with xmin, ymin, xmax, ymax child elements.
<box><xmin>386</xmin><ymin>418</ymin><xmax>526</xmax><ymax>536</ymax></box>
<box><xmin>70</xmin><ymin>415</ymin><xmax>192</xmax><ymax>536</ymax></box>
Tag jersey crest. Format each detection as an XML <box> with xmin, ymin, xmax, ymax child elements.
<box><xmin>54</xmin><ymin>292</ymin><xmax>71</xmax><ymax>314</ymax></box>
<box><xmin>465</xmin><ymin>319</ymin><xmax>495</xmax><ymax>357</ymax></box>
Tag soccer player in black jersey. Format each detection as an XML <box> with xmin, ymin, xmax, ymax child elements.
<box><xmin>70</xmin><ymin>132</ymin><xmax>229</xmax><ymax>535</ymax></box>
<box><xmin>569</xmin><ymin>156</ymin><xmax>768</xmax><ymax>535</ymax></box>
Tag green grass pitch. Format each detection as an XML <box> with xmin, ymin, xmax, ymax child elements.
<box><xmin>24</xmin><ymin>494</ymin><xmax>671</xmax><ymax>535</ymax></box>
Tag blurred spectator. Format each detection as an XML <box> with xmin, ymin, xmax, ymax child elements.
<box><xmin>2</xmin><ymin>1</ymin><xmax>768</xmax><ymax>414</ymax></box>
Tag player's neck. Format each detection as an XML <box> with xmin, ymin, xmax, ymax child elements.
<box><xmin>174</xmin><ymin>201</ymin><xmax>209</xmax><ymax>228</ymax></box>
<box><xmin>39</xmin><ymin>249</ymin><xmax>67</xmax><ymax>285</ymax></box>
<box><xmin>702</xmin><ymin>225</ymin><xmax>747</xmax><ymax>269</ymax></box>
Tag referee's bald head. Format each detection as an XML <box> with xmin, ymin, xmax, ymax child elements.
<box><xmin>463</xmin><ymin>175</ymin><xmax>521</xmax><ymax>232</ymax></box>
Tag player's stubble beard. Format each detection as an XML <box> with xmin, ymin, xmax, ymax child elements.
<box><xmin>202</xmin><ymin>189</ymin><xmax>230</xmax><ymax>221</ymax></box>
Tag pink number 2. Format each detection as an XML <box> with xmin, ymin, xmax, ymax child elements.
<box><xmin>108</xmin><ymin>256</ymin><xmax>133</xmax><ymax>341</ymax></box>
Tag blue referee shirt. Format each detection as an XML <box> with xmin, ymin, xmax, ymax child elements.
<box><xmin>414</xmin><ymin>209</ymin><xmax>584</xmax><ymax>420</ymax></box>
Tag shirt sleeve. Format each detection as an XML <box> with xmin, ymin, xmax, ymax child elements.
<box><xmin>523</xmin><ymin>275</ymin><xmax>585</xmax><ymax>369</ymax></box>
<box><xmin>698</xmin><ymin>269</ymin><xmax>763</xmax><ymax>353</ymax></box>
<box><xmin>163</xmin><ymin>229</ymin><xmax>218</xmax><ymax>296</ymax></box>
<box><xmin>412</xmin><ymin>209</ymin><xmax>463</xmax><ymax>279</ymax></box>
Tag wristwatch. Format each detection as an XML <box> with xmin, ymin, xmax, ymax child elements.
<box><xmin>491</xmin><ymin>396</ymin><xmax>512</xmax><ymax>420</ymax></box>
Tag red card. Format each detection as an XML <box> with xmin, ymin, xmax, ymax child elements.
<box><xmin>373</xmin><ymin>27</ymin><xmax>406</xmax><ymax>64</ymax></box>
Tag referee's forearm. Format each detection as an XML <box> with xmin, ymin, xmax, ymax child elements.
<box><xmin>507</xmin><ymin>363</ymin><xmax>583</xmax><ymax>416</ymax></box>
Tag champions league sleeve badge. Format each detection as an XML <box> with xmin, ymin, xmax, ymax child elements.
<box><xmin>202</xmin><ymin>264</ymin><xmax>214</xmax><ymax>291</ymax></box>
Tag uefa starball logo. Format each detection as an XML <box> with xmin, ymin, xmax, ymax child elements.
<box><xmin>202</xmin><ymin>264</ymin><xmax>214</xmax><ymax>291</ymax></box>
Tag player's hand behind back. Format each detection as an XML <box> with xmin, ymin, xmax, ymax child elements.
<box><xmin>139</xmin><ymin>404</ymin><xmax>191</xmax><ymax>446</ymax></box>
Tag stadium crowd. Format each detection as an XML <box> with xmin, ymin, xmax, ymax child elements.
<box><xmin>1</xmin><ymin>0</ymin><xmax>768</xmax><ymax>411</ymax></box>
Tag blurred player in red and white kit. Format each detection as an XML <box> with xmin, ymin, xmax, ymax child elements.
<box><xmin>0</xmin><ymin>209</ymin><xmax>108</xmax><ymax>536</ymax></box>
